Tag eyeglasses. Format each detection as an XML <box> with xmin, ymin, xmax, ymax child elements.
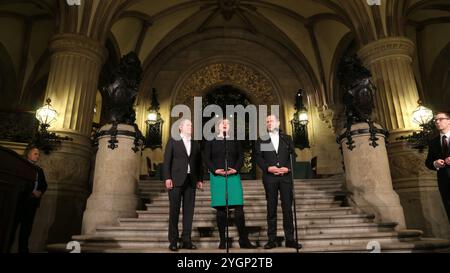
<box><xmin>434</xmin><ymin>118</ymin><xmax>450</xmax><ymax>123</ymax></box>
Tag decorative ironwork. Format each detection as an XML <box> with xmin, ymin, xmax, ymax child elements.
<box><xmin>94</xmin><ymin>122</ymin><xmax>145</xmax><ymax>153</ymax></box>
<box><xmin>337</xmin><ymin>54</ymin><xmax>382</xmax><ymax>149</ymax></box>
<box><xmin>31</xmin><ymin>123</ymin><xmax>73</xmax><ymax>154</ymax></box>
<box><xmin>396</xmin><ymin>119</ymin><xmax>438</xmax><ymax>153</ymax></box>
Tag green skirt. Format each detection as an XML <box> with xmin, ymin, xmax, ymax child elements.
<box><xmin>210</xmin><ymin>173</ymin><xmax>244</xmax><ymax>207</ymax></box>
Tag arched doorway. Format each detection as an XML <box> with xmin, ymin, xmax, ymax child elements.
<box><xmin>202</xmin><ymin>85</ymin><xmax>255</xmax><ymax>179</ymax></box>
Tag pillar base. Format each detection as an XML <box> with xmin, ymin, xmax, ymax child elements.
<box><xmin>389</xmin><ymin>141</ymin><xmax>450</xmax><ymax>239</ymax></box>
<box><xmin>82</xmin><ymin>124</ymin><xmax>141</xmax><ymax>235</ymax></box>
<box><xmin>340</xmin><ymin>122</ymin><xmax>406</xmax><ymax>229</ymax></box>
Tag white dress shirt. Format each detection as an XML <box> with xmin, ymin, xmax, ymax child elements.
<box><xmin>181</xmin><ymin>134</ymin><xmax>191</xmax><ymax>173</ymax></box>
<box><xmin>269</xmin><ymin>131</ymin><xmax>279</xmax><ymax>153</ymax></box>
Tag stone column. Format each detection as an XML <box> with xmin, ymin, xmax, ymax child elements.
<box><xmin>340</xmin><ymin>123</ymin><xmax>406</xmax><ymax>229</ymax></box>
<box><xmin>82</xmin><ymin>124</ymin><xmax>141</xmax><ymax>234</ymax></box>
<box><xmin>29</xmin><ymin>34</ymin><xmax>107</xmax><ymax>251</ymax></box>
<box><xmin>358</xmin><ymin>37</ymin><xmax>419</xmax><ymax>137</ymax></box>
<box><xmin>358</xmin><ymin>37</ymin><xmax>450</xmax><ymax>238</ymax></box>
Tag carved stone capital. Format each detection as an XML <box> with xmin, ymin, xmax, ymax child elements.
<box><xmin>358</xmin><ymin>37</ymin><xmax>415</xmax><ymax>66</ymax></box>
<box><xmin>50</xmin><ymin>33</ymin><xmax>108</xmax><ymax>65</ymax></box>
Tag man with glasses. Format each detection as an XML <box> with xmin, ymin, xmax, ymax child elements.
<box><xmin>425</xmin><ymin>111</ymin><xmax>450</xmax><ymax>222</ymax></box>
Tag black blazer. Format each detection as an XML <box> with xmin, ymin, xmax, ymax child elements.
<box><xmin>203</xmin><ymin>138</ymin><xmax>244</xmax><ymax>174</ymax></box>
<box><xmin>425</xmin><ymin>135</ymin><xmax>450</xmax><ymax>181</ymax></box>
<box><xmin>254</xmin><ymin>132</ymin><xmax>296</xmax><ymax>181</ymax></box>
<box><xmin>163</xmin><ymin>137</ymin><xmax>203</xmax><ymax>187</ymax></box>
<box><xmin>31</xmin><ymin>165</ymin><xmax>47</xmax><ymax>207</ymax></box>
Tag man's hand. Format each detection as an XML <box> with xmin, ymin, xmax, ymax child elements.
<box><xmin>279</xmin><ymin>167</ymin><xmax>289</xmax><ymax>174</ymax></box>
<box><xmin>197</xmin><ymin>181</ymin><xmax>203</xmax><ymax>190</ymax></box>
<box><xmin>435</xmin><ymin>159</ymin><xmax>446</xmax><ymax>169</ymax></box>
<box><xmin>165</xmin><ymin>179</ymin><xmax>173</xmax><ymax>190</ymax></box>
<box><xmin>268</xmin><ymin>166</ymin><xmax>279</xmax><ymax>174</ymax></box>
<box><xmin>445</xmin><ymin>157</ymin><xmax>450</xmax><ymax>165</ymax></box>
<box><xmin>32</xmin><ymin>190</ymin><xmax>42</xmax><ymax>198</ymax></box>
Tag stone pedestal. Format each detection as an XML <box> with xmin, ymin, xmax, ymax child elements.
<box><xmin>389</xmin><ymin>143</ymin><xmax>450</xmax><ymax>239</ymax></box>
<box><xmin>340</xmin><ymin>123</ymin><xmax>406</xmax><ymax>229</ymax></box>
<box><xmin>82</xmin><ymin>124</ymin><xmax>141</xmax><ymax>234</ymax></box>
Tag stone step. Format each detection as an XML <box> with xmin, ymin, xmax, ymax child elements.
<box><xmin>93</xmin><ymin>222</ymin><xmax>397</xmax><ymax>237</ymax></box>
<box><xmin>139</xmin><ymin>185</ymin><xmax>344</xmax><ymax>192</ymax></box>
<box><xmin>47</xmin><ymin>237</ymin><xmax>450</xmax><ymax>253</ymax></box>
<box><xmin>118</xmin><ymin>213</ymin><xmax>375</xmax><ymax>226</ymax></box>
<box><xmin>140</xmin><ymin>178</ymin><xmax>344</xmax><ymax>185</ymax></box>
<box><xmin>147</xmin><ymin>196</ymin><xmax>344</xmax><ymax>207</ymax></box>
<box><xmin>70</xmin><ymin>230</ymin><xmax>423</xmax><ymax>249</ymax></box>
<box><xmin>138</xmin><ymin>181</ymin><xmax>344</xmax><ymax>190</ymax></box>
<box><xmin>148</xmin><ymin>192</ymin><xmax>346</xmax><ymax>201</ymax></box>
<box><xmin>138</xmin><ymin>206</ymin><xmax>356</xmax><ymax>216</ymax></box>
<box><xmin>144</xmin><ymin>200</ymin><xmax>344</xmax><ymax>209</ymax></box>
<box><xmin>138</xmin><ymin>186</ymin><xmax>345</xmax><ymax>196</ymax></box>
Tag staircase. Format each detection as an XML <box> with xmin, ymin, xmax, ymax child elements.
<box><xmin>48</xmin><ymin>176</ymin><xmax>450</xmax><ymax>253</ymax></box>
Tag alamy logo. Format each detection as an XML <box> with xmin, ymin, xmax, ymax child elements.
<box><xmin>367</xmin><ymin>0</ymin><xmax>381</xmax><ymax>6</ymax></box>
<box><xmin>66</xmin><ymin>0</ymin><xmax>81</xmax><ymax>6</ymax></box>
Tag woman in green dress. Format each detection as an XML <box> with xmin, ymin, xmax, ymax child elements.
<box><xmin>203</xmin><ymin>119</ymin><xmax>256</xmax><ymax>249</ymax></box>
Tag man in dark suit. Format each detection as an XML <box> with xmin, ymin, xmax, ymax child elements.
<box><xmin>255</xmin><ymin>114</ymin><xmax>302</xmax><ymax>249</ymax></box>
<box><xmin>163</xmin><ymin>119</ymin><xmax>203</xmax><ymax>251</ymax></box>
<box><xmin>8</xmin><ymin>146</ymin><xmax>47</xmax><ymax>253</ymax></box>
<box><xmin>425</xmin><ymin>111</ymin><xmax>450</xmax><ymax>223</ymax></box>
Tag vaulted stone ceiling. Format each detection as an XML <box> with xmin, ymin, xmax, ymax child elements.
<box><xmin>0</xmin><ymin>0</ymin><xmax>450</xmax><ymax>111</ymax></box>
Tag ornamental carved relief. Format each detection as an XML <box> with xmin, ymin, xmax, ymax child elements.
<box><xmin>388</xmin><ymin>147</ymin><xmax>435</xmax><ymax>180</ymax></box>
<box><xmin>174</xmin><ymin>63</ymin><xmax>278</xmax><ymax>107</ymax></box>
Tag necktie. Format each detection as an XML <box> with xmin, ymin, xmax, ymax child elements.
<box><xmin>442</xmin><ymin>135</ymin><xmax>448</xmax><ymax>157</ymax></box>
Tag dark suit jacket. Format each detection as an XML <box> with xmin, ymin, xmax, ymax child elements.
<box><xmin>203</xmin><ymin>139</ymin><xmax>244</xmax><ymax>174</ymax></box>
<box><xmin>163</xmin><ymin>137</ymin><xmax>203</xmax><ymax>187</ymax></box>
<box><xmin>254</xmin><ymin>132</ymin><xmax>296</xmax><ymax>181</ymax></box>
<box><xmin>29</xmin><ymin>165</ymin><xmax>47</xmax><ymax>207</ymax></box>
<box><xmin>425</xmin><ymin>135</ymin><xmax>450</xmax><ymax>182</ymax></box>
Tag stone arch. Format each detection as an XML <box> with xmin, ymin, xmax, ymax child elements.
<box><xmin>171</xmin><ymin>61</ymin><xmax>281</xmax><ymax>108</ymax></box>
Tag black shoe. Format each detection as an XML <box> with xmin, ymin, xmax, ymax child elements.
<box><xmin>169</xmin><ymin>242</ymin><xmax>178</xmax><ymax>251</ymax></box>
<box><xmin>285</xmin><ymin>240</ymin><xmax>302</xmax><ymax>249</ymax></box>
<box><xmin>239</xmin><ymin>239</ymin><xmax>257</xmax><ymax>249</ymax></box>
<box><xmin>181</xmin><ymin>241</ymin><xmax>197</xmax><ymax>250</ymax></box>
<box><xmin>218</xmin><ymin>240</ymin><xmax>226</xmax><ymax>249</ymax></box>
<box><xmin>264</xmin><ymin>241</ymin><xmax>277</xmax><ymax>249</ymax></box>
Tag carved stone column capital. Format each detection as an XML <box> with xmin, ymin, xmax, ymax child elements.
<box><xmin>358</xmin><ymin>37</ymin><xmax>415</xmax><ymax>66</ymax></box>
<box><xmin>49</xmin><ymin>33</ymin><xmax>108</xmax><ymax>65</ymax></box>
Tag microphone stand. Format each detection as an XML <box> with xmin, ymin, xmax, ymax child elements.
<box><xmin>280</xmin><ymin>131</ymin><xmax>300</xmax><ymax>253</ymax></box>
<box><xmin>223</xmin><ymin>131</ymin><xmax>230</xmax><ymax>253</ymax></box>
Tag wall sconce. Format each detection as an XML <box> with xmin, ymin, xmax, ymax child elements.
<box><xmin>145</xmin><ymin>88</ymin><xmax>163</xmax><ymax>149</ymax></box>
<box><xmin>34</xmin><ymin>98</ymin><xmax>72</xmax><ymax>154</ymax></box>
<box><xmin>412</xmin><ymin>100</ymin><xmax>433</xmax><ymax>126</ymax></box>
<box><xmin>36</xmin><ymin>98</ymin><xmax>58</xmax><ymax>131</ymax></box>
<box><xmin>291</xmin><ymin>89</ymin><xmax>310</xmax><ymax>149</ymax></box>
<box><xmin>397</xmin><ymin>100</ymin><xmax>436</xmax><ymax>152</ymax></box>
